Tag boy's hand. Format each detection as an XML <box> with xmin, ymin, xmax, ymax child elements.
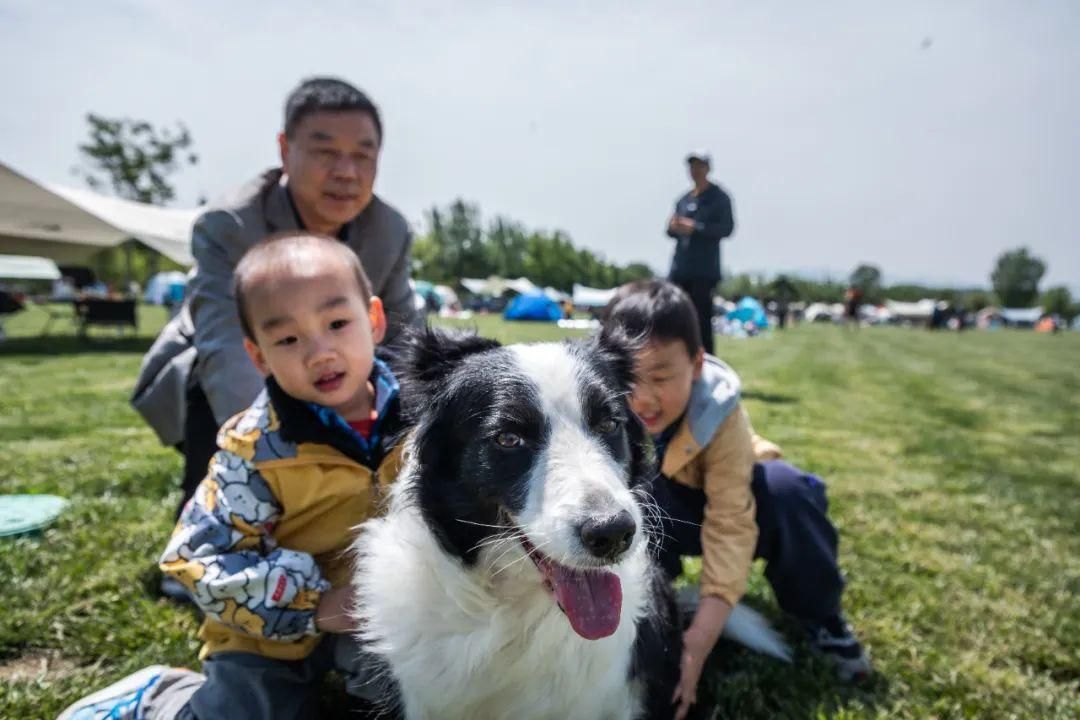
<box><xmin>315</xmin><ymin>586</ymin><xmax>356</xmax><ymax>634</ymax></box>
<box><xmin>672</xmin><ymin>595</ymin><xmax>732</xmax><ymax>719</ymax></box>
<box><xmin>672</xmin><ymin>626</ymin><xmax>712</xmax><ymax>719</ymax></box>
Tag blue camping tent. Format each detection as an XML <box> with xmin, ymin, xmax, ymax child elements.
<box><xmin>727</xmin><ymin>297</ymin><xmax>769</xmax><ymax>328</ymax></box>
<box><xmin>504</xmin><ymin>290</ymin><xmax>562</xmax><ymax>321</ymax></box>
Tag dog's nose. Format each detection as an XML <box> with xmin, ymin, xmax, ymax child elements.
<box><xmin>579</xmin><ymin>511</ymin><xmax>636</xmax><ymax>560</ymax></box>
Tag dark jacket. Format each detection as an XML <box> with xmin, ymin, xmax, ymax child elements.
<box><xmin>667</xmin><ymin>182</ymin><xmax>735</xmax><ymax>282</ymax></box>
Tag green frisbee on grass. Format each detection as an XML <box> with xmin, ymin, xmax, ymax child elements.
<box><xmin>0</xmin><ymin>494</ymin><xmax>69</xmax><ymax>537</ymax></box>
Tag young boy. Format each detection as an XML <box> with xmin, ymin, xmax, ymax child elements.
<box><xmin>600</xmin><ymin>280</ymin><xmax>871</xmax><ymax>715</ymax></box>
<box><xmin>60</xmin><ymin>233</ymin><xmax>406</xmax><ymax>720</ymax></box>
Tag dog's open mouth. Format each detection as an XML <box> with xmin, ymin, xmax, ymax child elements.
<box><xmin>520</xmin><ymin>536</ymin><xmax>622</xmax><ymax>640</ymax></box>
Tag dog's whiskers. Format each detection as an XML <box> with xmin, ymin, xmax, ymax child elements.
<box><xmin>481</xmin><ymin>527</ymin><xmax>552</xmax><ymax>573</ymax></box>
<box><xmin>456</xmin><ymin>518</ymin><xmax>515</xmax><ymax>530</ymax></box>
<box><xmin>490</xmin><ymin>537</ymin><xmax>555</xmax><ymax>579</ymax></box>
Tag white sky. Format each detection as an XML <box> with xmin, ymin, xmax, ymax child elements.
<box><xmin>1</xmin><ymin>0</ymin><xmax>1077</xmax><ymax>290</ymax></box>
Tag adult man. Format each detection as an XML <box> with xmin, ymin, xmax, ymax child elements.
<box><xmin>132</xmin><ymin>78</ymin><xmax>419</xmax><ymax>548</ymax></box>
<box><xmin>666</xmin><ymin>150</ymin><xmax>735</xmax><ymax>355</ymax></box>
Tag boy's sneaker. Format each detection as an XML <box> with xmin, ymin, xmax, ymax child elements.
<box><xmin>805</xmin><ymin>615</ymin><xmax>872</xmax><ymax>682</ymax></box>
<box><xmin>57</xmin><ymin>665</ymin><xmax>168</xmax><ymax>720</ymax></box>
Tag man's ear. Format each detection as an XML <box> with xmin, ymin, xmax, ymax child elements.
<box><xmin>277</xmin><ymin>131</ymin><xmax>289</xmax><ymax>170</ymax></box>
<box><xmin>692</xmin><ymin>347</ymin><xmax>706</xmax><ymax>380</ymax></box>
<box><xmin>243</xmin><ymin>336</ymin><xmax>272</xmax><ymax>377</ymax></box>
<box><xmin>369</xmin><ymin>296</ymin><xmax>387</xmax><ymax>344</ymax></box>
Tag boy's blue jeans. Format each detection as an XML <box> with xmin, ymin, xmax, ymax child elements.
<box><xmin>142</xmin><ymin>633</ymin><xmax>381</xmax><ymax>720</ymax></box>
<box><xmin>651</xmin><ymin>460</ymin><xmax>845</xmax><ymax>622</ymax></box>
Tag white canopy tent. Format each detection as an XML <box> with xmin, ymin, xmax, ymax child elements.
<box><xmin>885</xmin><ymin>299</ymin><xmax>936</xmax><ymax>322</ymax></box>
<box><xmin>0</xmin><ymin>161</ymin><xmax>200</xmax><ymax>266</ymax></box>
<box><xmin>571</xmin><ymin>283</ymin><xmax>616</xmax><ymax>309</ymax></box>
<box><xmin>460</xmin><ymin>276</ymin><xmax>538</xmax><ymax>296</ymax></box>
<box><xmin>0</xmin><ymin>254</ymin><xmax>61</xmax><ymax>281</ymax></box>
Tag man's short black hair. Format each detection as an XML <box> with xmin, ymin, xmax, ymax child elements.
<box><xmin>600</xmin><ymin>280</ymin><xmax>703</xmax><ymax>357</ymax></box>
<box><xmin>284</xmin><ymin>77</ymin><xmax>382</xmax><ymax>142</ymax></box>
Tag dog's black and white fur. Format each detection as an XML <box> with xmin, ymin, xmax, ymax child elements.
<box><xmin>351</xmin><ymin>329</ymin><xmax>779</xmax><ymax>719</ymax></box>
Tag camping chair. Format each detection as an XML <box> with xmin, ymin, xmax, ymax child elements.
<box><xmin>0</xmin><ymin>290</ymin><xmax>25</xmax><ymax>341</ymax></box>
<box><xmin>74</xmin><ymin>298</ymin><xmax>138</xmax><ymax>338</ymax></box>
<box><xmin>32</xmin><ymin>298</ymin><xmax>77</xmax><ymax>336</ymax></box>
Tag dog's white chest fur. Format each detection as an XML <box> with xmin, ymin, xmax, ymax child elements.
<box><xmin>353</xmin><ymin>505</ymin><xmax>650</xmax><ymax>720</ymax></box>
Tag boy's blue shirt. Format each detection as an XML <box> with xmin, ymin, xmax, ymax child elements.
<box><xmin>306</xmin><ymin>357</ymin><xmax>399</xmax><ymax>453</ymax></box>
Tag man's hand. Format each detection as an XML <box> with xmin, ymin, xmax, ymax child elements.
<box><xmin>669</xmin><ymin>216</ymin><xmax>696</xmax><ymax>236</ymax></box>
<box><xmin>315</xmin><ymin>586</ymin><xmax>356</xmax><ymax>634</ymax></box>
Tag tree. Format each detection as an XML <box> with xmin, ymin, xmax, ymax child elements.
<box><xmin>412</xmin><ymin>199</ymin><xmax>653</xmax><ymax>291</ymax></box>
<box><xmin>75</xmin><ymin>113</ymin><xmax>198</xmax><ymax>204</ymax></box>
<box><xmin>74</xmin><ymin>113</ymin><xmax>198</xmax><ymax>286</ymax></box>
<box><xmin>849</xmin><ymin>263</ymin><xmax>883</xmax><ymax>302</ymax></box>
<box><xmin>1041</xmin><ymin>286</ymin><xmax>1075</xmax><ymax>321</ymax></box>
<box><xmin>767</xmin><ymin>274</ymin><xmax>799</xmax><ymax>303</ymax></box>
<box><xmin>991</xmin><ymin>247</ymin><xmax>1045</xmax><ymax>308</ymax></box>
<box><xmin>960</xmin><ymin>289</ymin><xmax>993</xmax><ymax>312</ymax></box>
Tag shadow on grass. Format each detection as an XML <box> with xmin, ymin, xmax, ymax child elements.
<box><xmin>701</xmin><ymin>598</ymin><xmax>890</xmax><ymax>719</ymax></box>
<box><xmin>742</xmin><ymin>389</ymin><xmax>799</xmax><ymax>405</ymax></box>
<box><xmin>0</xmin><ymin>335</ymin><xmax>155</xmax><ymax>356</ymax></box>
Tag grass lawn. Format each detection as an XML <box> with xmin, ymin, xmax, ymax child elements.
<box><xmin>1</xmin><ymin>303</ymin><xmax>1077</xmax><ymax>718</ymax></box>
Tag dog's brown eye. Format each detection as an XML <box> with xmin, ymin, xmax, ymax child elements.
<box><xmin>495</xmin><ymin>432</ymin><xmax>523</xmax><ymax>448</ymax></box>
<box><xmin>596</xmin><ymin>418</ymin><xmax>619</xmax><ymax>435</ymax></box>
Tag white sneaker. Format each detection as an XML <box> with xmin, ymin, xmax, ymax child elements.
<box><xmin>57</xmin><ymin>665</ymin><xmax>169</xmax><ymax>720</ymax></box>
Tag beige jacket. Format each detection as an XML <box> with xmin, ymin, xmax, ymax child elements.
<box><xmin>659</xmin><ymin>357</ymin><xmax>782</xmax><ymax>605</ymax></box>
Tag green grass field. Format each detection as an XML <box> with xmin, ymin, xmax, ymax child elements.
<box><xmin>1</xmin><ymin>304</ymin><xmax>1078</xmax><ymax>719</ymax></box>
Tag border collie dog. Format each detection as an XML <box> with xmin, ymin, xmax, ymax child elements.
<box><xmin>351</xmin><ymin>329</ymin><xmax>698</xmax><ymax>719</ymax></box>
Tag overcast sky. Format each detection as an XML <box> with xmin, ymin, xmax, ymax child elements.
<box><xmin>1</xmin><ymin>0</ymin><xmax>1076</xmax><ymax>290</ymax></box>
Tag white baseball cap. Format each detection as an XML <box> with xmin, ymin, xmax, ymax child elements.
<box><xmin>685</xmin><ymin>149</ymin><xmax>712</xmax><ymax>164</ymax></box>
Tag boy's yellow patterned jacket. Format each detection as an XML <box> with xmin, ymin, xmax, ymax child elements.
<box><xmin>159</xmin><ymin>360</ymin><xmax>403</xmax><ymax>661</ymax></box>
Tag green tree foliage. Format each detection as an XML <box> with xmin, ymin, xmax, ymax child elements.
<box><xmin>74</xmin><ymin>113</ymin><xmax>197</xmax><ymax>287</ymax></box>
<box><xmin>849</xmin><ymin>263</ymin><xmax>883</xmax><ymax>302</ymax></box>
<box><xmin>1041</xmin><ymin>286</ymin><xmax>1075</xmax><ymax>321</ymax></box>
<box><xmin>991</xmin><ymin>247</ymin><xmax>1046</xmax><ymax>308</ymax></box>
<box><xmin>413</xmin><ymin>200</ymin><xmax>654</xmax><ymax>291</ymax></box>
<box><xmin>75</xmin><ymin>113</ymin><xmax>198</xmax><ymax>204</ymax></box>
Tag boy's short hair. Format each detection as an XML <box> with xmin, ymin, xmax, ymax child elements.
<box><xmin>284</xmin><ymin>77</ymin><xmax>382</xmax><ymax>142</ymax></box>
<box><xmin>600</xmin><ymin>280</ymin><xmax>703</xmax><ymax>356</ymax></box>
<box><xmin>234</xmin><ymin>232</ymin><xmax>373</xmax><ymax>340</ymax></box>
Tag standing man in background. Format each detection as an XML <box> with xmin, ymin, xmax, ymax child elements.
<box><xmin>666</xmin><ymin>150</ymin><xmax>735</xmax><ymax>355</ymax></box>
<box><xmin>132</xmin><ymin>78</ymin><xmax>419</xmax><ymax>601</ymax></box>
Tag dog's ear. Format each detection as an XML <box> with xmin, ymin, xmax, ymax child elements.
<box><xmin>590</xmin><ymin>326</ymin><xmax>643</xmax><ymax>393</ymax></box>
<box><xmin>400</xmin><ymin>325</ymin><xmax>502</xmax><ymax>389</ymax></box>
<box><xmin>624</xmin><ymin>412</ymin><xmax>656</xmax><ymax>490</ymax></box>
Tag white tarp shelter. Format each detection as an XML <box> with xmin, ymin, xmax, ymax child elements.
<box><xmin>543</xmin><ymin>286</ymin><xmax>570</xmax><ymax>303</ymax></box>
<box><xmin>460</xmin><ymin>276</ymin><xmax>538</xmax><ymax>296</ymax></box>
<box><xmin>0</xmin><ymin>254</ymin><xmax>61</xmax><ymax>281</ymax></box>
<box><xmin>804</xmin><ymin>302</ymin><xmax>844</xmax><ymax>323</ymax></box>
<box><xmin>885</xmin><ymin>299</ymin><xmax>936</xmax><ymax>321</ymax></box>
<box><xmin>1000</xmin><ymin>307</ymin><xmax>1044</xmax><ymax>327</ymax></box>
<box><xmin>572</xmin><ymin>284</ymin><xmax>616</xmax><ymax>308</ymax></box>
<box><xmin>0</xmin><ymin>160</ymin><xmax>200</xmax><ymax>266</ymax></box>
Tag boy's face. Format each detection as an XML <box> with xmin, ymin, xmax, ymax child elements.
<box><xmin>241</xmin><ymin>252</ymin><xmax>386</xmax><ymax>421</ymax></box>
<box><xmin>629</xmin><ymin>339</ymin><xmax>704</xmax><ymax>436</ymax></box>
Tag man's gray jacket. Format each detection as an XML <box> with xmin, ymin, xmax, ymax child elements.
<box><xmin>131</xmin><ymin>168</ymin><xmax>419</xmax><ymax>446</ymax></box>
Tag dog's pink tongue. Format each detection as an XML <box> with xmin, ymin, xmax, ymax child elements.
<box><xmin>550</xmin><ymin>565</ymin><xmax>622</xmax><ymax>640</ymax></box>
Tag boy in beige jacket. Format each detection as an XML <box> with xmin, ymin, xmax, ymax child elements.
<box><xmin>602</xmin><ymin>280</ymin><xmax>870</xmax><ymax>719</ymax></box>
